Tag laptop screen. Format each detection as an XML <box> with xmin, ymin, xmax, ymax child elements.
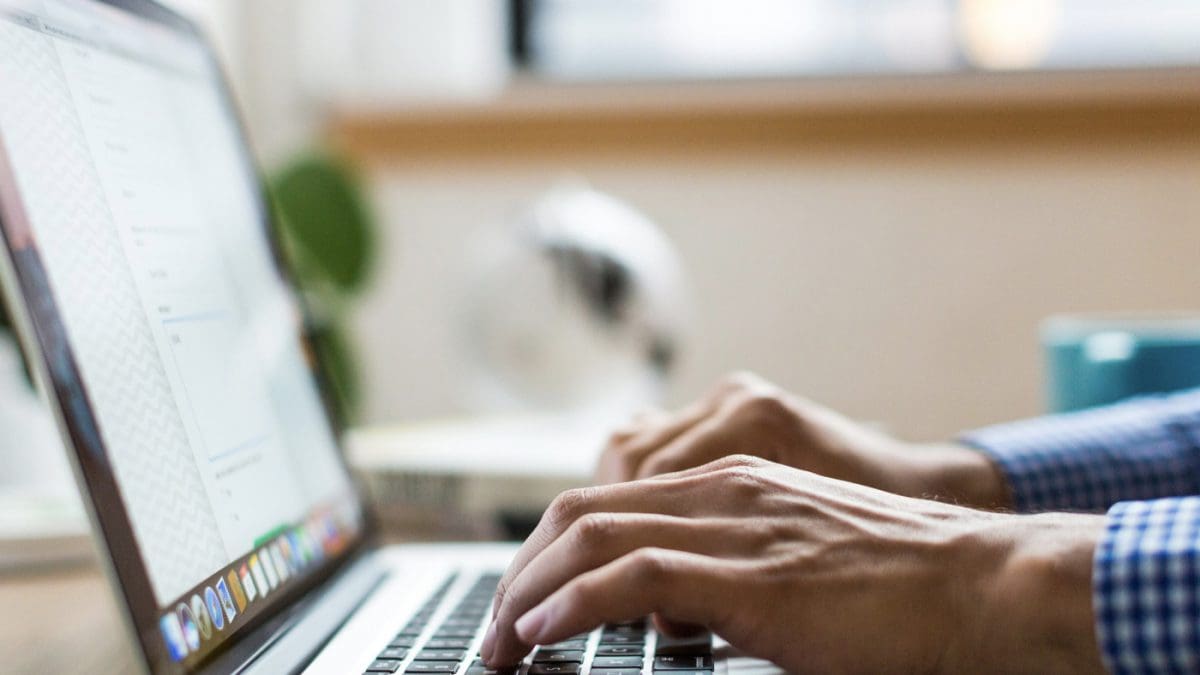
<box><xmin>0</xmin><ymin>0</ymin><xmax>366</xmax><ymax>670</ymax></box>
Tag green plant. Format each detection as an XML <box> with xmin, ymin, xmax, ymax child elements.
<box><xmin>268</xmin><ymin>152</ymin><xmax>377</xmax><ymax>424</ymax></box>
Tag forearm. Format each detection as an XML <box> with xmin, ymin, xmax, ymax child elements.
<box><xmin>960</xmin><ymin>388</ymin><xmax>1200</xmax><ymax>512</ymax></box>
<box><xmin>903</xmin><ymin>442</ymin><xmax>1014</xmax><ymax>510</ymax></box>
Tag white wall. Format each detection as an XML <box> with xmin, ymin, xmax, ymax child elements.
<box><xmin>350</xmin><ymin>137</ymin><xmax>1200</xmax><ymax>441</ymax></box>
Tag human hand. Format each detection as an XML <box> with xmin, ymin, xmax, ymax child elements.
<box><xmin>596</xmin><ymin>372</ymin><xmax>1012</xmax><ymax>509</ymax></box>
<box><xmin>483</xmin><ymin>456</ymin><xmax>1106</xmax><ymax>674</ymax></box>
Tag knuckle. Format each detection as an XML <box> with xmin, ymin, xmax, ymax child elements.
<box><xmin>547</xmin><ymin>487</ymin><xmax>596</xmax><ymax>528</ymax></box>
<box><xmin>572</xmin><ymin>512</ymin><xmax>618</xmax><ymax>545</ymax></box>
<box><xmin>628</xmin><ymin>547</ymin><xmax>670</xmax><ymax>584</ymax></box>
<box><xmin>721</xmin><ymin>370</ymin><xmax>761</xmax><ymax>391</ymax></box>
<box><xmin>714</xmin><ymin>465</ymin><xmax>768</xmax><ymax>498</ymax></box>
<box><xmin>716</xmin><ymin>453</ymin><xmax>765</xmax><ymax>470</ymax></box>
<box><xmin>734</xmin><ymin>391</ymin><xmax>788</xmax><ymax>420</ymax></box>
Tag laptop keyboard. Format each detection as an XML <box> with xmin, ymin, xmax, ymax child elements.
<box><xmin>363</xmin><ymin>572</ymin><xmax>715</xmax><ymax>675</ymax></box>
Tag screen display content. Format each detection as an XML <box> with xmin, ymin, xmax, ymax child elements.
<box><xmin>0</xmin><ymin>0</ymin><xmax>364</xmax><ymax>669</ymax></box>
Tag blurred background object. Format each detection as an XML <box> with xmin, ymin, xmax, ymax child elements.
<box><xmin>462</xmin><ymin>183</ymin><xmax>687</xmax><ymax>417</ymax></box>
<box><xmin>1041</xmin><ymin>313</ymin><xmax>1200</xmax><ymax>412</ymax></box>
<box><xmin>270</xmin><ymin>152</ymin><xmax>377</xmax><ymax>422</ymax></box>
<box><xmin>0</xmin><ymin>306</ymin><xmax>90</xmax><ymax>572</ymax></box>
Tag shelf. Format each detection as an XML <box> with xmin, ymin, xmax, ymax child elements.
<box><xmin>328</xmin><ymin>69</ymin><xmax>1200</xmax><ymax>164</ymax></box>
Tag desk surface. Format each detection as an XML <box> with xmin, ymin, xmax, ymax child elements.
<box><xmin>1</xmin><ymin>563</ymin><xmax>139</xmax><ymax>674</ymax></box>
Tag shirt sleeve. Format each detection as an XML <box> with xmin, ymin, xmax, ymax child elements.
<box><xmin>960</xmin><ymin>388</ymin><xmax>1200</xmax><ymax>513</ymax></box>
<box><xmin>1094</xmin><ymin>497</ymin><xmax>1200</xmax><ymax>674</ymax></box>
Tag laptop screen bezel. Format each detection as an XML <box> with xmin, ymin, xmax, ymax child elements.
<box><xmin>0</xmin><ymin>1</ymin><xmax>377</xmax><ymax>672</ymax></box>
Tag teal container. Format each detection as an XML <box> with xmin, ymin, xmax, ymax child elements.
<box><xmin>1042</xmin><ymin>314</ymin><xmax>1200</xmax><ymax>413</ymax></box>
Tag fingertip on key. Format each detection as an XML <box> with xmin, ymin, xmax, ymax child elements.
<box><xmin>480</xmin><ymin>622</ymin><xmax>497</xmax><ymax>663</ymax></box>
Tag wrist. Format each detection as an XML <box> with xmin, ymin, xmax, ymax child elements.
<box><xmin>908</xmin><ymin>443</ymin><xmax>1014</xmax><ymax>510</ymax></box>
<box><xmin>952</xmin><ymin>513</ymin><xmax>1106</xmax><ymax>674</ymax></box>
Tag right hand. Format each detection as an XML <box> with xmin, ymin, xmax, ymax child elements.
<box><xmin>595</xmin><ymin>372</ymin><xmax>1012</xmax><ymax>509</ymax></box>
<box><xmin>486</xmin><ymin>455</ymin><xmax>1104</xmax><ymax>673</ymax></box>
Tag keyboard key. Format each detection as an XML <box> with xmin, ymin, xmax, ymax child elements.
<box><xmin>540</xmin><ymin>638</ymin><xmax>585</xmax><ymax>648</ymax></box>
<box><xmin>378</xmin><ymin>647</ymin><xmax>409</xmax><ymax>660</ymax></box>
<box><xmin>389</xmin><ymin>636</ymin><xmax>417</xmax><ymax>649</ymax></box>
<box><xmin>424</xmin><ymin>638</ymin><xmax>471</xmax><ymax>650</ymax></box>
<box><xmin>404</xmin><ymin>663</ymin><xmax>459</xmax><ymax>673</ymax></box>
<box><xmin>465</xmin><ymin>660</ymin><xmax>519</xmax><ymax>675</ymax></box>
<box><xmin>599</xmin><ymin>634</ymin><xmax>643</xmax><ymax>645</ymax></box>
<box><xmin>366</xmin><ymin>660</ymin><xmax>403</xmax><ymax>673</ymax></box>
<box><xmin>653</xmin><ymin>655</ymin><xmax>714</xmax><ymax>670</ymax></box>
<box><xmin>416</xmin><ymin>650</ymin><xmax>468</xmax><ymax>662</ymax></box>
<box><xmin>542</xmin><ymin>638</ymin><xmax>588</xmax><ymax>648</ymax></box>
<box><xmin>433</xmin><ymin>628</ymin><xmax>478</xmax><ymax>638</ymax></box>
<box><xmin>596</xmin><ymin>645</ymin><xmax>643</xmax><ymax>657</ymax></box>
<box><xmin>590</xmin><ymin>670</ymin><xmax>645</xmax><ymax>675</ymax></box>
<box><xmin>592</xmin><ymin>656</ymin><xmax>645</xmax><ymax>669</ymax></box>
<box><xmin>654</xmin><ymin>633</ymin><xmax>712</xmax><ymax>657</ymax></box>
<box><xmin>527</xmin><ymin>664</ymin><xmax>582</xmax><ymax>675</ymax></box>
<box><xmin>532</xmin><ymin>650</ymin><xmax>584</xmax><ymax>663</ymax></box>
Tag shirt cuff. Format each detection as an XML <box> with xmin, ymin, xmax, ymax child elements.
<box><xmin>960</xmin><ymin>390</ymin><xmax>1200</xmax><ymax>513</ymax></box>
<box><xmin>1094</xmin><ymin>498</ymin><xmax>1200</xmax><ymax>674</ymax></box>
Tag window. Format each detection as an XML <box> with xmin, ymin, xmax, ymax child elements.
<box><xmin>519</xmin><ymin>0</ymin><xmax>1200</xmax><ymax>81</ymax></box>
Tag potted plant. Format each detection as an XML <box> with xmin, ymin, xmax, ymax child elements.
<box><xmin>268</xmin><ymin>151</ymin><xmax>377</xmax><ymax>424</ymax></box>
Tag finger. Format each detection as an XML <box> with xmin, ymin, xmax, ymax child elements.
<box><xmin>505</xmin><ymin>549</ymin><xmax>736</xmax><ymax>660</ymax></box>
<box><xmin>489</xmin><ymin>514</ymin><xmax>768</xmax><ymax>663</ymax></box>
<box><xmin>644</xmin><ymin>452</ymin><xmax>771</xmax><ymax>482</ymax></box>
<box><xmin>492</xmin><ymin>479</ymin><xmax>699</xmax><ymax>623</ymax></box>
<box><xmin>494</xmin><ymin>456</ymin><xmax>774</xmax><ymax>626</ymax></box>
<box><xmin>596</xmin><ymin>399</ymin><xmax>716</xmax><ymax>484</ymax></box>
<box><xmin>598</xmin><ymin>373</ymin><xmax>768</xmax><ymax>484</ymax></box>
<box><xmin>604</xmin><ymin>407</ymin><xmax>668</xmax><ymax>447</ymax></box>
<box><xmin>633</xmin><ymin>414</ymin><xmax>734</xmax><ymax>480</ymax></box>
<box><xmin>653</xmin><ymin>615</ymin><xmax>707</xmax><ymax>638</ymax></box>
<box><xmin>601</xmin><ymin>373</ymin><xmax>759</xmax><ymax>479</ymax></box>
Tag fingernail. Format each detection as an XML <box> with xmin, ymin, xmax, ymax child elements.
<box><xmin>480</xmin><ymin>622</ymin><xmax>497</xmax><ymax>662</ymax></box>
<box><xmin>515</xmin><ymin>604</ymin><xmax>550</xmax><ymax>644</ymax></box>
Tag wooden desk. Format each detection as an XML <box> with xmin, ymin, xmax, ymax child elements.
<box><xmin>0</xmin><ymin>563</ymin><xmax>138</xmax><ymax>674</ymax></box>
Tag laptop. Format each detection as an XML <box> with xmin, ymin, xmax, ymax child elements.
<box><xmin>0</xmin><ymin>2</ymin><xmax>772</xmax><ymax>674</ymax></box>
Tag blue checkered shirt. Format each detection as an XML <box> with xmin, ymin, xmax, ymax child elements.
<box><xmin>963</xmin><ymin>388</ymin><xmax>1200</xmax><ymax>674</ymax></box>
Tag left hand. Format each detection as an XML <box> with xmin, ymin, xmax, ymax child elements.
<box><xmin>481</xmin><ymin>455</ymin><xmax>1105</xmax><ymax>674</ymax></box>
<box><xmin>595</xmin><ymin>372</ymin><xmax>1011</xmax><ymax>510</ymax></box>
